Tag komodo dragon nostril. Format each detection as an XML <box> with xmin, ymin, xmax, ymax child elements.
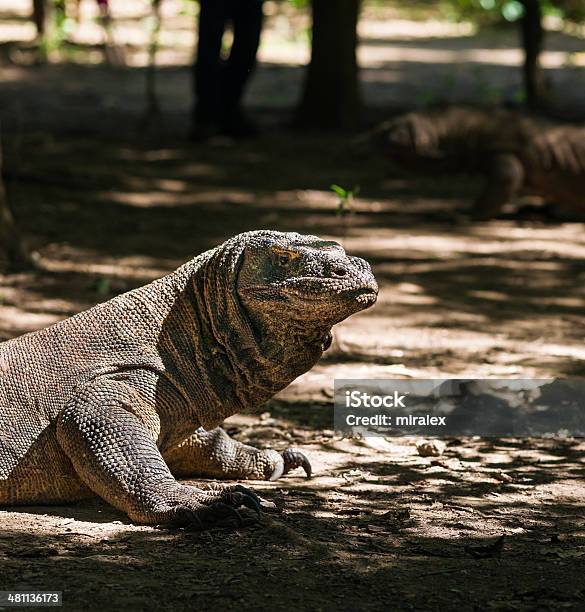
<box><xmin>331</xmin><ymin>267</ymin><xmax>347</xmax><ymax>277</ymax></box>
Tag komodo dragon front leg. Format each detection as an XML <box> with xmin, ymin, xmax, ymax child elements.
<box><xmin>473</xmin><ymin>153</ymin><xmax>525</xmax><ymax>220</ymax></box>
<box><xmin>164</xmin><ymin>427</ymin><xmax>312</xmax><ymax>481</ymax></box>
<box><xmin>56</xmin><ymin>379</ymin><xmax>260</xmax><ymax>528</ymax></box>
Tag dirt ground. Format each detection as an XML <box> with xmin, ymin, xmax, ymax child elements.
<box><xmin>2</xmin><ymin>4</ymin><xmax>585</xmax><ymax>611</ymax></box>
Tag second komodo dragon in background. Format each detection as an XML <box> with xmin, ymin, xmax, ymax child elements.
<box><xmin>0</xmin><ymin>231</ymin><xmax>378</xmax><ymax>528</ymax></box>
<box><xmin>369</xmin><ymin>106</ymin><xmax>585</xmax><ymax>219</ymax></box>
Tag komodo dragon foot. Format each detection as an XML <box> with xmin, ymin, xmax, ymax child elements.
<box><xmin>173</xmin><ymin>484</ymin><xmax>263</xmax><ymax>530</ymax></box>
<box><xmin>56</xmin><ymin>380</ymin><xmax>264</xmax><ymax>530</ymax></box>
<box><xmin>164</xmin><ymin>427</ymin><xmax>312</xmax><ymax>482</ymax></box>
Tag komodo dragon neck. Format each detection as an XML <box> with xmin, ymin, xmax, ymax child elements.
<box><xmin>152</xmin><ymin>245</ymin><xmax>327</xmax><ymax>429</ymax></box>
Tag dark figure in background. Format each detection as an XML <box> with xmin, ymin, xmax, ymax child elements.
<box><xmin>192</xmin><ymin>0</ymin><xmax>264</xmax><ymax>140</ymax></box>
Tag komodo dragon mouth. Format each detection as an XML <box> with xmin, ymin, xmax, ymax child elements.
<box><xmin>253</xmin><ymin>277</ymin><xmax>378</xmax><ymax>304</ymax></box>
<box><xmin>279</xmin><ymin>281</ymin><xmax>378</xmax><ymax>305</ymax></box>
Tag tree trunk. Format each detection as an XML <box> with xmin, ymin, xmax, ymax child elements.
<box><xmin>32</xmin><ymin>1</ymin><xmax>66</xmax><ymax>43</ymax></box>
<box><xmin>295</xmin><ymin>0</ymin><xmax>362</xmax><ymax>130</ymax></box>
<box><xmin>0</xmin><ymin>136</ymin><xmax>30</xmax><ymax>272</ymax></box>
<box><xmin>32</xmin><ymin>0</ymin><xmax>47</xmax><ymax>37</ymax></box>
<box><xmin>519</xmin><ymin>0</ymin><xmax>545</xmax><ymax>109</ymax></box>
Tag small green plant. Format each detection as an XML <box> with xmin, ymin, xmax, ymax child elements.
<box><xmin>512</xmin><ymin>87</ymin><xmax>527</xmax><ymax>104</ymax></box>
<box><xmin>95</xmin><ymin>277</ymin><xmax>111</xmax><ymax>297</ymax></box>
<box><xmin>418</xmin><ymin>90</ymin><xmax>440</xmax><ymax>106</ymax></box>
<box><xmin>331</xmin><ymin>183</ymin><xmax>359</xmax><ymax>218</ymax></box>
<box><xmin>331</xmin><ymin>184</ymin><xmax>360</xmax><ymax>242</ymax></box>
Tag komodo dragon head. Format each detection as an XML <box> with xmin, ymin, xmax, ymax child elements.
<box><xmin>198</xmin><ymin>230</ymin><xmax>377</xmax><ymax>370</ymax></box>
<box><xmin>236</xmin><ymin>230</ymin><xmax>378</xmax><ymax>329</ymax></box>
<box><xmin>371</xmin><ymin>112</ymin><xmax>443</xmax><ymax>161</ymax></box>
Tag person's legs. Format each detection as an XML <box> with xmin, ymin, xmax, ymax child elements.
<box><xmin>192</xmin><ymin>0</ymin><xmax>229</xmax><ymax>135</ymax></box>
<box><xmin>220</xmin><ymin>0</ymin><xmax>264</xmax><ymax>137</ymax></box>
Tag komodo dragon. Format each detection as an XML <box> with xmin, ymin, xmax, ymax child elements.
<box><xmin>368</xmin><ymin>107</ymin><xmax>585</xmax><ymax>219</ymax></box>
<box><xmin>0</xmin><ymin>231</ymin><xmax>378</xmax><ymax>529</ymax></box>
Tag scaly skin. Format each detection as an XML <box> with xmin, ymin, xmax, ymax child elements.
<box><xmin>0</xmin><ymin>231</ymin><xmax>377</xmax><ymax>529</ymax></box>
<box><xmin>369</xmin><ymin>107</ymin><xmax>585</xmax><ymax>219</ymax></box>
<box><xmin>164</xmin><ymin>427</ymin><xmax>312</xmax><ymax>481</ymax></box>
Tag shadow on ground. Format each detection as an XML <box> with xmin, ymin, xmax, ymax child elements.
<box><xmin>2</xmin><ymin>24</ymin><xmax>585</xmax><ymax>608</ymax></box>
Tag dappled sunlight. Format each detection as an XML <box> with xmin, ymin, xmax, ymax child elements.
<box><xmin>104</xmin><ymin>188</ymin><xmax>256</xmax><ymax>208</ymax></box>
<box><xmin>2</xmin><ymin>0</ymin><xmax>585</xmax><ymax>119</ymax></box>
<box><xmin>342</xmin><ymin>224</ymin><xmax>585</xmax><ymax>259</ymax></box>
<box><xmin>1</xmin><ymin>2</ymin><xmax>585</xmax><ymax>607</ymax></box>
<box><xmin>360</xmin><ymin>46</ymin><xmax>573</xmax><ymax>69</ymax></box>
<box><xmin>2</xmin><ymin>131</ymin><xmax>584</xmax><ymax>379</ymax></box>
<box><xmin>0</xmin><ymin>304</ymin><xmax>61</xmax><ymax>339</ymax></box>
<box><xmin>359</xmin><ymin>18</ymin><xmax>476</xmax><ymax>40</ymax></box>
<box><xmin>39</xmin><ymin>254</ymin><xmax>173</xmax><ymax>280</ymax></box>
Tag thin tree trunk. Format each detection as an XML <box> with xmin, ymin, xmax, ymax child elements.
<box><xmin>146</xmin><ymin>0</ymin><xmax>161</xmax><ymax>115</ymax></box>
<box><xmin>32</xmin><ymin>0</ymin><xmax>62</xmax><ymax>39</ymax></box>
<box><xmin>295</xmin><ymin>0</ymin><xmax>362</xmax><ymax>130</ymax></box>
<box><xmin>0</xmin><ymin>135</ymin><xmax>30</xmax><ymax>272</ymax></box>
<box><xmin>32</xmin><ymin>0</ymin><xmax>47</xmax><ymax>37</ymax></box>
<box><xmin>520</xmin><ymin>0</ymin><xmax>545</xmax><ymax>109</ymax></box>
<box><xmin>140</xmin><ymin>0</ymin><xmax>162</xmax><ymax>130</ymax></box>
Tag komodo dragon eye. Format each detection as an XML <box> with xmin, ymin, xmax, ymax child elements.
<box><xmin>271</xmin><ymin>246</ymin><xmax>300</xmax><ymax>269</ymax></box>
<box><xmin>271</xmin><ymin>248</ymin><xmax>296</xmax><ymax>267</ymax></box>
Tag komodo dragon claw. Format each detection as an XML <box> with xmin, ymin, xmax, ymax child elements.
<box><xmin>224</xmin><ymin>487</ymin><xmax>262</xmax><ymax>517</ymax></box>
<box><xmin>281</xmin><ymin>449</ymin><xmax>312</xmax><ymax>479</ymax></box>
<box><xmin>201</xmin><ymin>483</ymin><xmax>262</xmax><ymax>514</ymax></box>
<box><xmin>173</xmin><ymin>486</ymin><xmax>262</xmax><ymax>530</ymax></box>
<box><xmin>233</xmin><ymin>484</ymin><xmax>262</xmax><ymax>511</ymax></box>
<box><xmin>175</xmin><ymin>502</ymin><xmax>243</xmax><ymax>530</ymax></box>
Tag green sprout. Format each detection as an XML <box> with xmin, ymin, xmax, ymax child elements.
<box><xmin>331</xmin><ymin>184</ymin><xmax>360</xmax><ymax>218</ymax></box>
<box><xmin>95</xmin><ymin>277</ymin><xmax>111</xmax><ymax>297</ymax></box>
